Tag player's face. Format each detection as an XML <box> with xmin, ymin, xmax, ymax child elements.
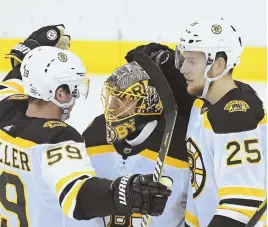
<box><xmin>180</xmin><ymin>51</ymin><xmax>206</xmax><ymax>96</ymax></box>
<box><xmin>59</xmin><ymin>92</ymin><xmax>75</xmax><ymax>120</ymax></box>
<box><xmin>66</xmin><ymin>97</ymin><xmax>75</xmax><ymax>120</ymax></box>
<box><xmin>107</xmin><ymin>95</ymin><xmax>137</xmax><ymax>119</ymax></box>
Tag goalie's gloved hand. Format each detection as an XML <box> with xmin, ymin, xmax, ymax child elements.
<box><xmin>6</xmin><ymin>24</ymin><xmax>71</xmax><ymax>68</ymax></box>
<box><xmin>111</xmin><ymin>174</ymin><xmax>172</xmax><ymax>216</ymax></box>
<box><xmin>125</xmin><ymin>43</ymin><xmax>175</xmax><ymax>73</ymax></box>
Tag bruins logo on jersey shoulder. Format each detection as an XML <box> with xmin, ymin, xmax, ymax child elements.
<box><xmin>8</xmin><ymin>94</ymin><xmax>28</xmax><ymax>100</ymax></box>
<box><xmin>224</xmin><ymin>100</ymin><xmax>250</xmax><ymax>113</ymax></box>
<box><xmin>43</xmin><ymin>121</ymin><xmax>67</xmax><ymax>128</ymax></box>
<box><xmin>186</xmin><ymin>137</ymin><xmax>206</xmax><ymax>198</ymax></box>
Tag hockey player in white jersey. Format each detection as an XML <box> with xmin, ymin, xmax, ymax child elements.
<box><xmin>0</xmin><ymin>26</ymin><xmax>173</xmax><ymax>227</ymax></box>
<box><xmin>173</xmin><ymin>16</ymin><xmax>267</xmax><ymax>227</ymax></box>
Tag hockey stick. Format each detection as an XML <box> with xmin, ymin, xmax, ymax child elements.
<box><xmin>245</xmin><ymin>198</ymin><xmax>267</xmax><ymax>227</ymax></box>
<box><xmin>133</xmin><ymin>52</ymin><xmax>178</xmax><ymax>227</ymax></box>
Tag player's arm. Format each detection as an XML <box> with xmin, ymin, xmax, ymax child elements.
<box><xmin>0</xmin><ymin>24</ymin><xmax>71</xmax><ymax>101</ymax></box>
<box><xmin>124</xmin><ymin>42</ymin><xmax>195</xmax><ymax>116</ymax></box>
<box><xmin>41</xmin><ymin>138</ymin><xmax>119</xmax><ymax>220</ymax></box>
<box><xmin>42</xmin><ymin>128</ymin><xmax>172</xmax><ymax>220</ymax></box>
<box><xmin>208</xmin><ymin>114</ymin><xmax>267</xmax><ymax>227</ymax></box>
<box><xmin>0</xmin><ymin>65</ymin><xmax>24</xmax><ymax>100</ymax></box>
<box><xmin>82</xmin><ymin>114</ymin><xmax>113</xmax><ymax>155</ymax></box>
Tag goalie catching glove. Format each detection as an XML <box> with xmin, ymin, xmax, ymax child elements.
<box><xmin>111</xmin><ymin>174</ymin><xmax>172</xmax><ymax>216</ymax></box>
<box><xmin>6</xmin><ymin>24</ymin><xmax>70</xmax><ymax>68</ymax></box>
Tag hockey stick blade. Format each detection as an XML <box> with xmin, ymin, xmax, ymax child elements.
<box><xmin>245</xmin><ymin>198</ymin><xmax>267</xmax><ymax>227</ymax></box>
<box><xmin>133</xmin><ymin>52</ymin><xmax>178</xmax><ymax>227</ymax></box>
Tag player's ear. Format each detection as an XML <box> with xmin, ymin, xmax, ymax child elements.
<box><xmin>212</xmin><ymin>57</ymin><xmax>226</xmax><ymax>77</ymax></box>
<box><xmin>55</xmin><ymin>87</ymin><xmax>65</xmax><ymax>103</ymax></box>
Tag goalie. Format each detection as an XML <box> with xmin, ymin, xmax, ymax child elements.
<box><xmin>82</xmin><ymin>44</ymin><xmax>195</xmax><ymax>226</ymax></box>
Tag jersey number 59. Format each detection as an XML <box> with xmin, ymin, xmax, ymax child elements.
<box><xmin>46</xmin><ymin>145</ymin><xmax>82</xmax><ymax>166</ymax></box>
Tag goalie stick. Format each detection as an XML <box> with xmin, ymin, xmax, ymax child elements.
<box><xmin>245</xmin><ymin>198</ymin><xmax>267</xmax><ymax>227</ymax></box>
<box><xmin>133</xmin><ymin>52</ymin><xmax>178</xmax><ymax>227</ymax></box>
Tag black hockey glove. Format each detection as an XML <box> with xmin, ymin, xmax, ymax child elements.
<box><xmin>125</xmin><ymin>42</ymin><xmax>175</xmax><ymax>73</ymax></box>
<box><xmin>111</xmin><ymin>174</ymin><xmax>172</xmax><ymax>216</ymax></box>
<box><xmin>6</xmin><ymin>24</ymin><xmax>71</xmax><ymax>68</ymax></box>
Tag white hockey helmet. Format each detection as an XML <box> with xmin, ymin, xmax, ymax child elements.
<box><xmin>175</xmin><ymin>16</ymin><xmax>244</xmax><ymax>98</ymax></box>
<box><xmin>20</xmin><ymin>46</ymin><xmax>89</xmax><ymax>120</ymax></box>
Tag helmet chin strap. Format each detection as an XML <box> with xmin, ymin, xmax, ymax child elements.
<box><xmin>50</xmin><ymin>97</ymin><xmax>75</xmax><ymax>121</ymax></box>
<box><xmin>199</xmin><ymin>60</ymin><xmax>232</xmax><ymax>99</ymax></box>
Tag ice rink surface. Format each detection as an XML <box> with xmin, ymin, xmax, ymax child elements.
<box><xmin>0</xmin><ymin>73</ymin><xmax>266</xmax><ymax>134</ymax></box>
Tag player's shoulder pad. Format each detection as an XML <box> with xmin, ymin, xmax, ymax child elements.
<box><xmin>207</xmin><ymin>82</ymin><xmax>265</xmax><ymax>134</ymax></box>
<box><xmin>0</xmin><ymin>94</ymin><xmax>28</xmax><ymax>123</ymax></box>
<box><xmin>82</xmin><ymin>114</ymin><xmax>108</xmax><ymax>147</ymax></box>
<box><xmin>20</xmin><ymin>118</ymin><xmax>83</xmax><ymax>145</ymax></box>
<box><xmin>43</xmin><ymin>120</ymin><xmax>83</xmax><ymax>144</ymax></box>
<box><xmin>6</xmin><ymin>94</ymin><xmax>28</xmax><ymax>101</ymax></box>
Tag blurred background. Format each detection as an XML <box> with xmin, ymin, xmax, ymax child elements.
<box><xmin>0</xmin><ymin>0</ymin><xmax>266</xmax><ymax>132</ymax></box>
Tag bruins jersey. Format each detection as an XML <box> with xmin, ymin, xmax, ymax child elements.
<box><xmin>83</xmin><ymin>113</ymin><xmax>190</xmax><ymax>227</ymax></box>
<box><xmin>0</xmin><ymin>69</ymin><xmax>100</xmax><ymax>227</ymax></box>
<box><xmin>185</xmin><ymin>82</ymin><xmax>267</xmax><ymax>227</ymax></box>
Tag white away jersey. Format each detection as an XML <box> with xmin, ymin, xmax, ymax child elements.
<box><xmin>0</xmin><ymin>76</ymin><xmax>99</xmax><ymax>227</ymax></box>
<box><xmin>83</xmin><ymin>114</ymin><xmax>190</xmax><ymax>227</ymax></box>
<box><xmin>185</xmin><ymin>85</ymin><xmax>267</xmax><ymax>227</ymax></box>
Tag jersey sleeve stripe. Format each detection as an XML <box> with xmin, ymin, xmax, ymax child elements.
<box><xmin>217</xmin><ymin>204</ymin><xmax>266</xmax><ymax>222</ymax></box>
<box><xmin>62</xmin><ymin>178</ymin><xmax>88</xmax><ymax>218</ymax></box>
<box><xmin>86</xmin><ymin>145</ymin><xmax>116</xmax><ymax>155</ymax></box>
<box><xmin>0</xmin><ymin>81</ymin><xmax>24</xmax><ymax>94</ymax></box>
<box><xmin>218</xmin><ymin>187</ymin><xmax>265</xmax><ymax>200</ymax></box>
<box><xmin>140</xmin><ymin>149</ymin><xmax>189</xmax><ymax>168</ymax></box>
<box><xmin>56</xmin><ymin>170</ymin><xmax>96</xmax><ymax>196</ymax></box>
<box><xmin>86</xmin><ymin>145</ymin><xmax>189</xmax><ymax>168</ymax></box>
<box><xmin>0</xmin><ymin>89</ymin><xmax>19</xmax><ymax>96</ymax></box>
<box><xmin>258</xmin><ymin>112</ymin><xmax>267</xmax><ymax>125</ymax></box>
<box><xmin>185</xmin><ymin>210</ymin><xmax>200</xmax><ymax>227</ymax></box>
<box><xmin>59</xmin><ymin>175</ymin><xmax>89</xmax><ymax>205</ymax></box>
<box><xmin>220</xmin><ymin>198</ymin><xmax>264</xmax><ymax>208</ymax></box>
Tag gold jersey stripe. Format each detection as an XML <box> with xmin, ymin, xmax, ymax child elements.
<box><xmin>86</xmin><ymin>145</ymin><xmax>116</xmax><ymax>155</ymax></box>
<box><xmin>203</xmin><ymin>112</ymin><xmax>213</xmax><ymax>131</ymax></box>
<box><xmin>193</xmin><ymin>99</ymin><xmax>204</xmax><ymax>110</ymax></box>
<box><xmin>56</xmin><ymin>170</ymin><xmax>96</xmax><ymax>195</ymax></box>
<box><xmin>185</xmin><ymin>210</ymin><xmax>200</xmax><ymax>227</ymax></box>
<box><xmin>258</xmin><ymin>112</ymin><xmax>267</xmax><ymax>125</ymax></box>
<box><xmin>0</xmin><ymin>129</ymin><xmax>36</xmax><ymax>149</ymax></box>
<box><xmin>218</xmin><ymin>187</ymin><xmax>265</xmax><ymax>199</ymax></box>
<box><xmin>217</xmin><ymin>204</ymin><xmax>266</xmax><ymax>222</ymax></box>
<box><xmin>0</xmin><ymin>81</ymin><xmax>24</xmax><ymax>94</ymax></box>
<box><xmin>138</xmin><ymin>149</ymin><xmax>189</xmax><ymax>168</ymax></box>
<box><xmin>86</xmin><ymin>145</ymin><xmax>189</xmax><ymax>168</ymax></box>
<box><xmin>0</xmin><ymin>90</ymin><xmax>19</xmax><ymax>96</ymax></box>
<box><xmin>62</xmin><ymin>178</ymin><xmax>88</xmax><ymax>216</ymax></box>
